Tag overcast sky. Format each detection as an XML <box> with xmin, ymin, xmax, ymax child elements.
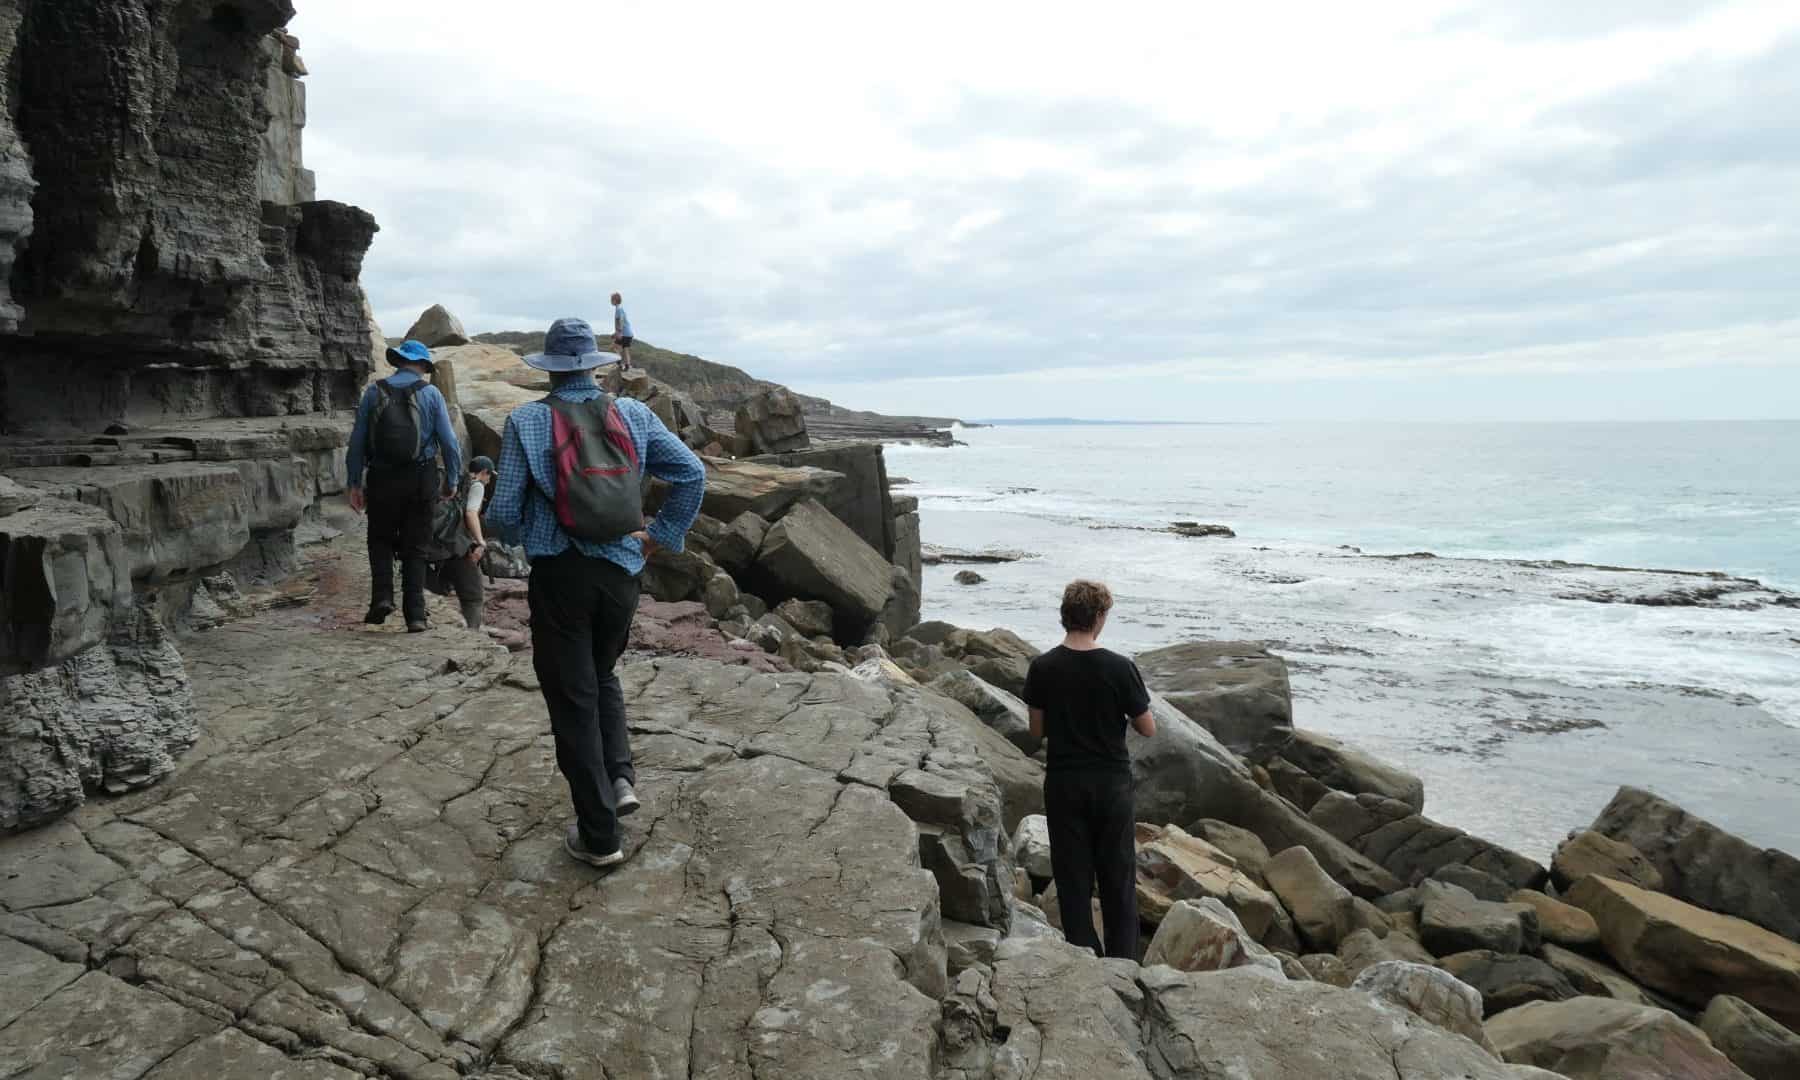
<box><xmin>295</xmin><ymin>0</ymin><xmax>1799</xmax><ymax>421</ymax></box>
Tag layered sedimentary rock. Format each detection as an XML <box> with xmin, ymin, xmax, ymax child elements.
<box><xmin>0</xmin><ymin>0</ymin><xmax>380</xmax><ymax>830</ymax></box>
<box><xmin>1</xmin><ymin>0</ymin><xmax>378</xmax><ymax>433</ymax></box>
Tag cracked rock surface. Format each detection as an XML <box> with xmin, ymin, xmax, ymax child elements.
<box><xmin>0</xmin><ymin>594</ymin><xmax>1027</xmax><ymax>1078</ymax></box>
<box><xmin>0</xmin><ymin>545</ymin><xmax>1540</xmax><ymax>1078</ymax></box>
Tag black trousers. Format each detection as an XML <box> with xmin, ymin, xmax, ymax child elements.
<box><xmin>1044</xmin><ymin>769</ymin><xmax>1139</xmax><ymax>959</ymax></box>
<box><xmin>366</xmin><ymin>462</ymin><xmax>440</xmax><ymax>623</ymax></box>
<box><xmin>529</xmin><ymin>552</ymin><xmax>641</xmax><ymax>853</ymax></box>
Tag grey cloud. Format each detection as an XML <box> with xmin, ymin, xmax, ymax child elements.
<box><xmin>305</xmin><ymin>9</ymin><xmax>1799</xmax><ymax>403</ymax></box>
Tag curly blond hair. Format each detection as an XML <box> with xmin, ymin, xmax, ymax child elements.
<box><xmin>1059</xmin><ymin>579</ymin><xmax>1114</xmax><ymax>633</ymax></box>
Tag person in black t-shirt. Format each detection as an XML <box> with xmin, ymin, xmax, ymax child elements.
<box><xmin>1022</xmin><ymin>580</ymin><xmax>1156</xmax><ymax>959</ymax></box>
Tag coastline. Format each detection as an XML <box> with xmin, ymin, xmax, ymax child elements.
<box><xmin>898</xmin><ymin>432</ymin><xmax>1800</xmax><ymax>862</ymax></box>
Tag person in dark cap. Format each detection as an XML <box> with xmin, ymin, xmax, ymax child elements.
<box><xmin>346</xmin><ymin>339</ymin><xmax>462</xmax><ymax>632</ymax></box>
<box><xmin>487</xmin><ymin>317</ymin><xmax>705</xmax><ymax>868</ymax></box>
<box><xmin>436</xmin><ymin>455</ymin><xmax>496</xmax><ymax>630</ymax></box>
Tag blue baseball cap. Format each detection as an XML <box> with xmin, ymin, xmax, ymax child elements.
<box><xmin>523</xmin><ymin>318</ymin><xmax>609</xmax><ymax>373</ymax></box>
<box><xmin>385</xmin><ymin>339</ymin><xmax>435</xmax><ymax>370</ymax></box>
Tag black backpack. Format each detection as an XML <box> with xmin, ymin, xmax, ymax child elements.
<box><xmin>367</xmin><ymin>379</ymin><xmax>427</xmax><ymax>467</ymax></box>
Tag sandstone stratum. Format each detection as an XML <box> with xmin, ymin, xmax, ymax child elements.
<box><xmin>5</xmin><ymin>3</ymin><xmax>1800</xmax><ymax>1080</ymax></box>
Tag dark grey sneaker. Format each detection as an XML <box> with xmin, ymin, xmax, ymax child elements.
<box><xmin>614</xmin><ymin>778</ymin><xmax>641</xmax><ymax>817</ymax></box>
<box><xmin>563</xmin><ymin>824</ymin><xmax>623</xmax><ymax>868</ymax></box>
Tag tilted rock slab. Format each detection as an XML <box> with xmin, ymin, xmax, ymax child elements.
<box><xmin>1352</xmin><ymin>959</ymin><xmax>1497</xmax><ymax>1055</ymax></box>
<box><xmin>1310</xmin><ymin>788</ymin><xmax>1548</xmax><ymax>891</ymax></box>
<box><xmin>1569</xmin><ymin>874</ymin><xmax>1800</xmax><ymax>1029</ymax></box>
<box><xmin>1135</xmin><ymin>641</ymin><xmax>1294</xmax><ymax>762</ymax></box>
<box><xmin>756</xmin><ymin>497</ymin><xmax>896</xmax><ymax>625</ymax></box>
<box><xmin>972</xmin><ymin>940</ymin><xmax>1528</xmax><ymax>1079</ymax></box>
<box><xmin>1143</xmin><ymin>897</ymin><xmax>1285</xmax><ymax>978</ymax></box>
<box><xmin>1701</xmin><ymin>994</ymin><xmax>1800</xmax><ymax>1080</ymax></box>
<box><xmin>1589</xmin><ymin>785</ymin><xmax>1800</xmax><ymax>942</ymax></box>
<box><xmin>1279</xmin><ymin>728</ymin><xmax>1426</xmax><ymax>813</ymax></box>
<box><xmin>1487</xmin><ymin>997</ymin><xmax>1753</xmax><ymax>1080</ymax></box>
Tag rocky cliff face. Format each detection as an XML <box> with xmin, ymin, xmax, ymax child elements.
<box><xmin>0</xmin><ymin>0</ymin><xmax>379</xmax><ymax>832</ymax></box>
<box><xmin>0</xmin><ymin>0</ymin><xmax>376</xmax><ymax>435</ymax></box>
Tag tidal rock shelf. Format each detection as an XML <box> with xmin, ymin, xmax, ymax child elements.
<box><xmin>0</xmin><ymin>604</ymin><xmax>1550</xmax><ymax>1080</ymax></box>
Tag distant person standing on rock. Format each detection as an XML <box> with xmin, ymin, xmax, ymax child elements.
<box><xmin>488</xmin><ymin>317</ymin><xmax>705</xmax><ymax>868</ymax></box>
<box><xmin>347</xmin><ymin>339</ymin><xmax>461</xmax><ymax>633</ymax></box>
<box><xmin>1023</xmin><ymin>580</ymin><xmax>1156</xmax><ymax>959</ymax></box>
<box><xmin>611</xmin><ymin>291</ymin><xmax>634</xmax><ymax>370</ymax></box>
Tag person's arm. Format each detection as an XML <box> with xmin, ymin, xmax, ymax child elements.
<box><xmin>1023</xmin><ymin>661</ymin><xmax>1046</xmax><ymax>739</ymax></box>
<box><xmin>462</xmin><ymin>486</ymin><xmax>487</xmax><ymax>561</ymax></box>
<box><xmin>486</xmin><ymin>415</ymin><xmax>530</xmax><ymax>531</ymax></box>
<box><xmin>345</xmin><ymin>384</ymin><xmax>376</xmax><ymax>511</ymax></box>
<box><xmin>1126</xmin><ymin>659</ymin><xmax>1156</xmax><ymax>737</ymax></box>
<box><xmin>634</xmin><ymin>402</ymin><xmax>705</xmax><ymax>553</ymax></box>
<box><xmin>429</xmin><ymin>386</ymin><xmax>461</xmax><ymax>489</ymax></box>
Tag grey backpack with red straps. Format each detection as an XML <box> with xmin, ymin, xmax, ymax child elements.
<box><xmin>544</xmin><ymin>395</ymin><xmax>645</xmax><ymax>542</ymax></box>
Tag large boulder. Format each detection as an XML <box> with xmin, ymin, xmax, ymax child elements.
<box><xmin>1143</xmin><ymin>897</ymin><xmax>1285</xmax><ymax>979</ymax></box>
<box><xmin>1700</xmin><ymin>995</ymin><xmax>1800</xmax><ymax>1080</ymax></box>
<box><xmin>605</xmin><ymin>368</ymin><xmax>709</xmax><ymax>446</ymax></box>
<box><xmin>979</xmin><ymin>940</ymin><xmax>1530</xmax><ymax>1079</ymax></box>
<box><xmin>734</xmin><ymin>388</ymin><xmax>810</xmax><ymax>454</ymax></box>
<box><xmin>749</xmin><ymin>443</ymin><xmax>894</xmax><ymax>559</ymax></box>
<box><xmin>701</xmin><ymin>459</ymin><xmax>842</xmax><ymax>524</ymax></box>
<box><xmin>1487</xmin><ymin>997</ymin><xmax>1754</xmax><ymax>1080</ymax></box>
<box><xmin>1230</xmin><ymin>785</ymin><xmax>1405</xmax><ymax>899</ymax></box>
<box><xmin>1135</xmin><ymin>642</ymin><xmax>1294</xmax><ymax>762</ymax></box>
<box><xmin>1589</xmin><ymin>786</ymin><xmax>1800</xmax><ymax>943</ymax></box>
<box><xmin>1263</xmin><ymin>846</ymin><xmax>1359</xmax><ymax>952</ymax></box>
<box><xmin>1</xmin><ymin>603</ymin><xmax>193</xmax><ymax>832</ymax></box>
<box><xmin>1184</xmin><ymin>819</ymin><xmax>1272</xmax><ymax>882</ymax></box>
<box><xmin>712</xmin><ymin>511</ymin><xmax>769</xmax><ymax>572</ymax></box>
<box><xmin>1539</xmin><ymin>943</ymin><xmax>1664</xmax><ymax>1008</ymax></box>
<box><xmin>929</xmin><ymin>669</ymin><xmax>1036</xmax><ymax>756</ymax></box>
<box><xmin>755</xmin><ymin>500</ymin><xmax>895</xmax><ymax>628</ymax></box>
<box><xmin>1568</xmin><ymin>875</ymin><xmax>1800</xmax><ymax>1029</ymax></box>
<box><xmin>0</xmin><ymin>498</ymin><xmax>132</xmax><ymax>673</ymax></box>
<box><xmin>1419</xmin><ymin>879</ymin><xmax>1532</xmax><ymax>957</ymax></box>
<box><xmin>1279</xmin><ymin>729</ymin><xmax>1425</xmax><ymax>813</ymax></box>
<box><xmin>1135</xmin><ymin>824</ymin><xmax>1286</xmax><ymax>946</ymax></box>
<box><xmin>1352</xmin><ymin>960</ymin><xmax>1496</xmax><ymax>1055</ymax></box>
<box><xmin>1437</xmin><ymin>950</ymin><xmax>1579</xmax><ymax>1017</ymax></box>
<box><xmin>404</xmin><ymin>304</ymin><xmax>470</xmax><ymax>348</ymax></box>
<box><xmin>426</xmin><ymin>352</ymin><xmax>471</xmax><ymax>461</ymax></box>
<box><xmin>1010</xmin><ymin>814</ymin><xmax>1053</xmax><ymax>881</ymax></box>
<box><xmin>1552</xmin><ymin>829</ymin><xmax>1664</xmax><ymax>893</ymax></box>
<box><xmin>1127</xmin><ymin>691</ymin><xmax>1259</xmax><ymax>827</ymax></box>
<box><xmin>1310</xmin><ymin>790</ymin><xmax>1547</xmax><ymax>891</ymax></box>
<box><xmin>1336</xmin><ymin>926</ymin><xmax>1436</xmax><ymax>982</ymax></box>
<box><xmin>1508</xmin><ymin>888</ymin><xmax>1601</xmax><ymax>948</ymax></box>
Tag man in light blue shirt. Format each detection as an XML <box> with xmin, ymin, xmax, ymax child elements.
<box><xmin>488</xmin><ymin>317</ymin><xmax>705</xmax><ymax>867</ymax></box>
<box><xmin>346</xmin><ymin>339</ymin><xmax>461</xmax><ymax>631</ymax></box>
<box><xmin>611</xmin><ymin>291</ymin><xmax>634</xmax><ymax>371</ymax></box>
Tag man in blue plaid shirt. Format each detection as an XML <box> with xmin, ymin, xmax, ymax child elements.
<box><xmin>488</xmin><ymin>318</ymin><xmax>706</xmax><ymax>868</ymax></box>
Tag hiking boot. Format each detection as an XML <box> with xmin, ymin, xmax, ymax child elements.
<box><xmin>363</xmin><ymin>603</ymin><xmax>394</xmax><ymax>625</ymax></box>
<box><xmin>563</xmin><ymin>824</ymin><xmax>624</xmax><ymax>868</ymax></box>
<box><xmin>406</xmin><ymin>620</ymin><xmax>428</xmax><ymax>634</ymax></box>
<box><xmin>614</xmin><ymin>778</ymin><xmax>641</xmax><ymax>817</ymax></box>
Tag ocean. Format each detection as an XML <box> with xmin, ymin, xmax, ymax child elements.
<box><xmin>887</xmin><ymin>421</ymin><xmax>1800</xmax><ymax>860</ymax></box>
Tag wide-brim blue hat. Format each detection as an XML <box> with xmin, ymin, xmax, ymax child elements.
<box><xmin>386</xmin><ymin>339</ymin><xmax>435</xmax><ymax>370</ymax></box>
<box><xmin>524</xmin><ymin>317</ymin><xmax>610</xmax><ymax>372</ymax></box>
